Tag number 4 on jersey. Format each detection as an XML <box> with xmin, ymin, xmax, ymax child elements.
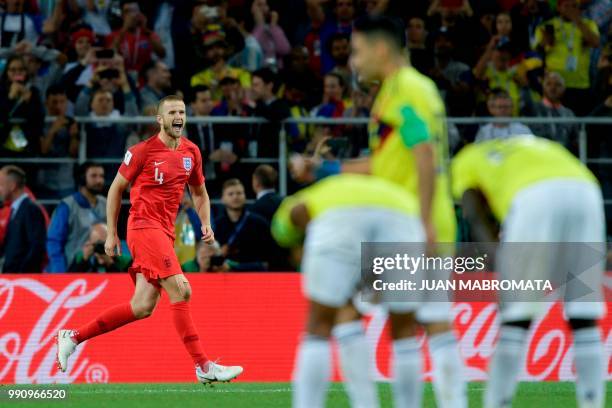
<box><xmin>154</xmin><ymin>167</ymin><xmax>164</xmax><ymax>184</ymax></box>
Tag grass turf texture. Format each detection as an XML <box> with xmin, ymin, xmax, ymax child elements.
<box><xmin>2</xmin><ymin>382</ymin><xmax>611</xmax><ymax>407</ymax></box>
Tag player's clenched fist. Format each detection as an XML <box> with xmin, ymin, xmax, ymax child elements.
<box><xmin>104</xmin><ymin>232</ymin><xmax>121</xmax><ymax>256</ymax></box>
<box><xmin>201</xmin><ymin>224</ymin><xmax>215</xmax><ymax>244</ymax></box>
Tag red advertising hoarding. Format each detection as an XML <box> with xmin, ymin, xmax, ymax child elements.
<box><xmin>1</xmin><ymin>274</ymin><xmax>611</xmax><ymax>384</ymax></box>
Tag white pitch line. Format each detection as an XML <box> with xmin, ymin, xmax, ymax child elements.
<box><xmin>66</xmin><ymin>387</ymin><xmax>351</xmax><ymax>395</ymax></box>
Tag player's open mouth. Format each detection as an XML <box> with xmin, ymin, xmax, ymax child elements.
<box><xmin>172</xmin><ymin>122</ymin><xmax>183</xmax><ymax>132</ymax></box>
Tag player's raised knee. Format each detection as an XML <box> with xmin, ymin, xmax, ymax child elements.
<box><xmin>131</xmin><ymin>300</ymin><xmax>156</xmax><ymax>319</ymax></box>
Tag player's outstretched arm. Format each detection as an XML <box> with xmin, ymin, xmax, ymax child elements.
<box><xmin>105</xmin><ymin>173</ymin><xmax>130</xmax><ymax>256</ymax></box>
<box><xmin>189</xmin><ymin>183</ymin><xmax>214</xmax><ymax>244</ymax></box>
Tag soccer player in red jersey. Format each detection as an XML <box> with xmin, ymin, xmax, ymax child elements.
<box><xmin>56</xmin><ymin>95</ymin><xmax>243</xmax><ymax>383</ymax></box>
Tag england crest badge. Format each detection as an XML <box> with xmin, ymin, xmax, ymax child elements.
<box><xmin>183</xmin><ymin>157</ymin><xmax>192</xmax><ymax>171</ymax></box>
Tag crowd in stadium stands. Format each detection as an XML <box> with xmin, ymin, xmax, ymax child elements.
<box><xmin>0</xmin><ymin>0</ymin><xmax>610</xmax><ymax>272</ymax></box>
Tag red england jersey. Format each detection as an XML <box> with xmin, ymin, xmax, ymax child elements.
<box><xmin>118</xmin><ymin>135</ymin><xmax>205</xmax><ymax>239</ymax></box>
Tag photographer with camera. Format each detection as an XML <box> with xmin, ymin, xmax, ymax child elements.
<box><xmin>69</xmin><ymin>223</ymin><xmax>131</xmax><ymax>273</ymax></box>
<box><xmin>181</xmin><ymin>240</ymin><xmax>225</xmax><ymax>273</ymax></box>
<box><xmin>74</xmin><ymin>51</ymin><xmax>138</xmax><ymax>117</ymax></box>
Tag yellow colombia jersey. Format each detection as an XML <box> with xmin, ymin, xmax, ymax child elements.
<box><xmin>271</xmin><ymin>174</ymin><xmax>419</xmax><ymax>248</ymax></box>
<box><xmin>451</xmin><ymin>136</ymin><xmax>597</xmax><ymax>221</ymax></box>
<box><xmin>369</xmin><ymin>66</ymin><xmax>456</xmax><ymax>242</ymax></box>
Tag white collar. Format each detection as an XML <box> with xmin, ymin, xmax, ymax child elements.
<box><xmin>10</xmin><ymin>192</ymin><xmax>28</xmax><ymax>214</ymax></box>
<box><xmin>256</xmin><ymin>189</ymin><xmax>275</xmax><ymax>200</ymax></box>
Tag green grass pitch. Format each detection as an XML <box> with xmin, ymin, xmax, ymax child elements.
<box><xmin>2</xmin><ymin>382</ymin><xmax>611</xmax><ymax>407</ymax></box>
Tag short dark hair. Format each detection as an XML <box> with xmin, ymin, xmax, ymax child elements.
<box><xmin>77</xmin><ymin>161</ymin><xmax>103</xmax><ymax>186</ymax></box>
<box><xmin>488</xmin><ymin>88</ymin><xmax>511</xmax><ymax>101</ymax></box>
<box><xmin>222</xmin><ymin>178</ymin><xmax>243</xmax><ymax>193</ymax></box>
<box><xmin>252</xmin><ymin>67</ymin><xmax>279</xmax><ymax>93</ymax></box>
<box><xmin>46</xmin><ymin>83</ymin><xmax>66</xmax><ymax>99</ymax></box>
<box><xmin>353</xmin><ymin>15</ymin><xmax>406</xmax><ymax>51</ymax></box>
<box><xmin>327</xmin><ymin>32</ymin><xmax>350</xmax><ymax>53</ymax></box>
<box><xmin>1</xmin><ymin>165</ymin><xmax>26</xmax><ymax>188</ymax></box>
<box><xmin>142</xmin><ymin>60</ymin><xmax>159</xmax><ymax>82</ymax></box>
<box><xmin>157</xmin><ymin>95</ymin><xmax>184</xmax><ymax>114</ymax></box>
<box><xmin>189</xmin><ymin>85</ymin><xmax>211</xmax><ymax>103</ymax></box>
<box><xmin>253</xmin><ymin>165</ymin><xmax>277</xmax><ymax>189</ymax></box>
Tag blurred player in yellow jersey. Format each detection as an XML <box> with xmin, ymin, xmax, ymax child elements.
<box><xmin>351</xmin><ymin>15</ymin><xmax>464</xmax><ymax>408</ymax></box>
<box><xmin>452</xmin><ymin>136</ymin><xmax>606</xmax><ymax>408</ymax></box>
<box><xmin>292</xmin><ymin>14</ymin><xmax>465</xmax><ymax>408</ymax></box>
<box><xmin>273</xmin><ymin>174</ymin><xmax>427</xmax><ymax>408</ymax></box>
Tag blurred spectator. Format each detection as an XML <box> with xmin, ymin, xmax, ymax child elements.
<box><xmin>280</xmin><ymin>45</ymin><xmax>320</xmax><ymax>107</ymax></box>
<box><xmin>209</xmin><ymin>76</ymin><xmax>254</xmax><ymax>191</ymax></box>
<box><xmin>175</xmin><ymin>191</ymin><xmax>200</xmax><ymax>265</ymax></box>
<box><xmin>37</xmin><ymin>84</ymin><xmax>79</xmax><ymax>199</ymax></box>
<box><xmin>213</xmin><ymin>178</ymin><xmax>273</xmax><ymax>271</ymax></box>
<box><xmin>343</xmin><ymin>80</ymin><xmax>378</xmax><ymax>156</ymax></box>
<box><xmin>181</xmin><ymin>240</ymin><xmax>223</xmax><ymax>273</ymax></box>
<box><xmin>473</xmin><ymin>38</ymin><xmax>524</xmax><ymax>115</ymax></box>
<box><xmin>0</xmin><ymin>165</ymin><xmax>46</xmax><ymax>272</ymax></box>
<box><xmin>60</xmin><ymin>26</ymin><xmax>96</xmax><ymax>102</ymax></box>
<box><xmin>77</xmin><ymin>0</ymin><xmax>113</xmax><ymax>37</ymax></box>
<box><xmin>69</xmin><ymin>223</ymin><xmax>131</xmax><ymax>272</ymax></box>
<box><xmin>493</xmin><ymin>11</ymin><xmax>524</xmax><ymax>57</ymax></box>
<box><xmin>251</xmin><ymin>67</ymin><xmax>290</xmax><ymax>158</ymax></box>
<box><xmin>510</xmin><ymin>0</ymin><xmax>553</xmax><ymax>51</ymax></box>
<box><xmin>429</xmin><ymin>27</ymin><xmax>473</xmax><ymax>116</ymax></box>
<box><xmin>250</xmin><ymin>164</ymin><xmax>281</xmax><ymax>223</ymax></box>
<box><xmin>226</xmin><ymin>6</ymin><xmax>265</xmax><ymax>71</ymax></box>
<box><xmin>106</xmin><ymin>1</ymin><xmax>166</xmax><ymax>79</ymax></box>
<box><xmin>427</xmin><ymin>0</ymin><xmax>477</xmax><ymax>64</ymax></box>
<box><xmin>407</xmin><ymin>16</ymin><xmax>434</xmax><ymax>75</ymax></box>
<box><xmin>250</xmin><ymin>0</ymin><xmax>291</xmax><ymax>69</ymax></box>
<box><xmin>534</xmin><ymin>0</ymin><xmax>600</xmax><ymax>115</ymax></box>
<box><xmin>594</xmin><ymin>41</ymin><xmax>612</xmax><ymax>104</ymax></box>
<box><xmin>0</xmin><ymin>40</ymin><xmax>65</xmax><ymax>100</ymax></box>
<box><xmin>327</xmin><ymin>31</ymin><xmax>351</xmax><ymax>78</ymax></box>
<box><xmin>41</xmin><ymin>0</ymin><xmax>82</xmax><ymax>46</ymax></box>
<box><xmin>126</xmin><ymin>104</ymin><xmax>157</xmax><ymax>147</ymax></box>
<box><xmin>582</xmin><ymin>0</ymin><xmax>611</xmax><ymax>44</ymax></box>
<box><xmin>587</xmin><ymin>86</ymin><xmax>612</xmax><ymax>197</ymax></box>
<box><xmin>174</xmin><ymin>3</ymin><xmax>220</xmax><ymax>91</ymax></box>
<box><xmin>311</xmin><ymin>70</ymin><xmax>349</xmax><ymax>117</ymax></box>
<box><xmin>84</xmin><ymin>88</ymin><xmax>135</xmax><ymax>169</ymax></box>
<box><xmin>151</xmin><ymin>1</ymin><xmax>178</xmax><ymax>70</ymax></box>
<box><xmin>186</xmin><ymin>84</ymin><xmax>215</xmax><ymax>151</ymax></box>
<box><xmin>522</xmin><ymin>71</ymin><xmax>578</xmax><ymax>148</ymax></box>
<box><xmin>305</xmin><ymin>0</ymin><xmax>355</xmax><ymax>75</ymax></box>
<box><xmin>190</xmin><ymin>29</ymin><xmax>251</xmax><ymax>100</ymax></box>
<box><xmin>74</xmin><ymin>53</ymin><xmax>138</xmax><ymax>116</ymax></box>
<box><xmin>0</xmin><ymin>0</ymin><xmax>39</xmax><ymax>49</ymax></box>
<box><xmin>0</xmin><ymin>55</ymin><xmax>45</xmax><ymax>157</ymax></box>
<box><xmin>46</xmin><ymin>161</ymin><xmax>106</xmax><ymax>272</ymax></box>
<box><xmin>139</xmin><ymin>60</ymin><xmax>172</xmax><ymax>112</ymax></box>
<box><xmin>475</xmin><ymin>89</ymin><xmax>533</xmax><ymax>142</ymax></box>
<box><xmin>283</xmin><ymin>76</ymin><xmax>312</xmax><ymax>152</ymax></box>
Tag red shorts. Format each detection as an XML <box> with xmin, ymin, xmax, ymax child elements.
<box><xmin>127</xmin><ymin>228</ymin><xmax>182</xmax><ymax>288</ymax></box>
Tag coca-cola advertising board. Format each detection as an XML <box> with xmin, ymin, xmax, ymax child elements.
<box><xmin>1</xmin><ymin>274</ymin><xmax>611</xmax><ymax>384</ymax></box>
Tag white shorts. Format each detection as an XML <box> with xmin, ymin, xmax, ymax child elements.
<box><xmin>498</xmin><ymin>179</ymin><xmax>606</xmax><ymax>321</ymax></box>
<box><xmin>301</xmin><ymin>208</ymin><xmax>424</xmax><ymax>311</ymax></box>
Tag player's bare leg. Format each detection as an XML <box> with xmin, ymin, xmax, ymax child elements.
<box><xmin>331</xmin><ymin>302</ymin><xmax>379</xmax><ymax>408</ymax></box>
<box><xmin>422</xmin><ymin>321</ymin><xmax>467</xmax><ymax>408</ymax></box>
<box><xmin>388</xmin><ymin>312</ymin><xmax>422</xmax><ymax>408</ymax></box>
<box><xmin>159</xmin><ymin>273</ymin><xmax>243</xmax><ymax>384</ymax></box>
<box><xmin>57</xmin><ymin>273</ymin><xmax>160</xmax><ymax>372</ymax></box>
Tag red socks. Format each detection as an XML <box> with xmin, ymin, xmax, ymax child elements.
<box><xmin>73</xmin><ymin>303</ymin><xmax>137</xmax><ymax>343</ymax></box>
<box><xmin>170</xmin><ymin>301</ymin><xmax>209</xmax><ymax>368</ymax></box>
